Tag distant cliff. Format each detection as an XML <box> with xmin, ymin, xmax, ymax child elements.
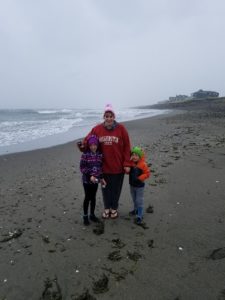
<box><xmin>139</xmin><ymin>97</ymin><xmax>225</xmax><ymax>112</ymax></box>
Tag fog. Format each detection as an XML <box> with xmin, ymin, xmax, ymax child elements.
<box><xmin>0</xmin><ymin>0</ymin><xmax>225</xmax><ymax>109</ymax></box>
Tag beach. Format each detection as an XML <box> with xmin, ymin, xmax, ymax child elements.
<box><xmin>0</xmin><ymin>103</ymin><xmax>225</xmax><ymax>300</ymax></box>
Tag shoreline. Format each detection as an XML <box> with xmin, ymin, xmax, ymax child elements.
<box><xmin>0</xmin><ymin>105</ymin><xmax>225</xmax><ymax>299</ymax></box>
<box><xmin>0</xmin><ymin>109</ymin><xmax>170</xmax><ymax>156</ymax></box>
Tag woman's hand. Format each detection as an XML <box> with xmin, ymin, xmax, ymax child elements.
<box><xmin>77</xmin><ymin>141</ymin><xmax>86</xmax><ymax>152</ymax></box>
<box><xmin>124</xmin><ymin>167</ymin><xmax>130</xmax><ymax>174</ymax></box>
<box><xmin>100</xmin><ymin>178</ymin><xmax>107</xmax><ymax>187</ymax></box>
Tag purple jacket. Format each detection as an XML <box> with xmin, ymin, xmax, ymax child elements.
<box><xmin>80</xmin><ymin>150</ymin><xmax>103</xmax><ymax>184</ymax></box>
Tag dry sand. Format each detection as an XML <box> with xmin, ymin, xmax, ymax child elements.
<box><xmin>0</xmin><ymin>105</ymin><xmax>225</xmax><ymax>300</ymax></box>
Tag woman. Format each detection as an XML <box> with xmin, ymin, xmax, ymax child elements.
<box><xmin>79</xmin><ymin>104</ymin><xmax>131</xmax><ymax>219</ymax></box>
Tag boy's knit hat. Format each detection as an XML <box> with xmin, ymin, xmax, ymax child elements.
<box><xmin>104</xmin><ymin>103</ymin><xmax>115</xmax><ymax>117</ymax></box>
<box><xmin>131</xmin><ymin>146</ymin><xmax>143</xmax><ymax>158</ymax></box>
<box><xmin>87</xmin><ymin>135</ymin><xmax>99</xmax><ymax>146</ymax></box>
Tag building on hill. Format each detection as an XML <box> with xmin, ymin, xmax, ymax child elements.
<box><xmin>169</xmin><ymin>95</ymin><xmax>189</xmax><ymax>102</ymax></box>
<box><xmin>191</xmin><ymin>89</ymin><xmax>219</xmax><ymax>98</ymax></box>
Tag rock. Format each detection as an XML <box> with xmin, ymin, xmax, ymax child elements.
<box><xmin>0</xmin><ymin>229</ymin><xmax>23</xmax><ymax>243</ymax></box>
<box><xmin>146</xmin><ymin>205</ymin><xmax>154</xmax><ymax>213</ymax></box>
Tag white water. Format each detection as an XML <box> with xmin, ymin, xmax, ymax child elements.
<box><xmin>0</xmin><ymin>108</ymin><xmax>168</xmax><ymax>155</ymax></box>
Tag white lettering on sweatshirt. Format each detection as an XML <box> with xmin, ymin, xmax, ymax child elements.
<box><xmin>99</xmin><ymin>136</ymin><xmax>119</xmax><ymax>145</ymax></box>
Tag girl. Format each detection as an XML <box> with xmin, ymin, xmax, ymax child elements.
<box><xmin>80</xmin><ymin>135</ymin><xmax>106</xmax><ymax>225</ymax></box>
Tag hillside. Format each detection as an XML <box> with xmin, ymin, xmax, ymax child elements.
<box><xmin>140</xmin><ymin>97</ymin><xmax>225</xmax><ymax>113</ymax></box>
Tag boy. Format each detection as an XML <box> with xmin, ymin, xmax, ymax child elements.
<box><xmin>129</xmin><ymin>146</ymin><xmax>150</xmax><ymax>224</ymax></box>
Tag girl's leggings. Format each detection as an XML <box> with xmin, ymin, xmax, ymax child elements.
<box><xmin>83</xmin><ymin>183</ymin><xmax>98</xmax><ymax>215</ymax></box>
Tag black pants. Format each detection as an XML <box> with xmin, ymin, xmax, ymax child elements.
<box><xmin>83</xmin><ymin>183</ymin><xmax>98</xmax><ymax>215</ymax></box>
<box><xmin>102</xmin><ymin>173</ymin><xmax>124</xmax><ymax>210</ymax></box>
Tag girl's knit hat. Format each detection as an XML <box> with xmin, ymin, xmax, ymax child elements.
<box><xmin>87</xmin><ymin>135</ymin><xmax>99</xmax><ymax>146</ymax></box>
<box><xmin>104</xmin><ymin>103</ymin><xmax>115</xmax><ymax>117</ymax></box>
<box><xmin>131</xmin><ymin>146</ymin><xmax>143</xmax><ymax>158</ymax></box>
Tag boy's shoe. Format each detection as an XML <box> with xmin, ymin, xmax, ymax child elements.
<box><xmin>129</xmin><ymin>209</ymin><xmax>137</xmax><ymax>216</ymax></box>
<box><xmin>83</xmin><ymin>215</ymin><xmax>90</xmax><ymax>226</ymax></box>
<box><xmin>135</xmin><ymin>217</ymin><xmax>143</xmax><ymax>225</ymax></box>
<box><xmin>90</xmin><ymin>214</ymin><xmax>100</xmax><ymax>223</ymax></box>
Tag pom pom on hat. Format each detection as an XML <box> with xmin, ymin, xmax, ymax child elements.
<box><xmin>131</xmin><ymin>146</ymin><xmax>143</xmax><ymax>158</ymax></box>
<box><xmin>104</xmin><ymin>103</ymin><xmax>115</xmax><ymax>116</ymax></box>
<box><xmin>87</xmin><ymin>135</ymin><xmax>99</xmax><ymax>146</ymax></box>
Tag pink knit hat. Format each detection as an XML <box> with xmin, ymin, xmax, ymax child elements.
<box><xmin>104</xmin><ymin>103</ymin><xmax>115</xmax><ymax>117</ymax></box>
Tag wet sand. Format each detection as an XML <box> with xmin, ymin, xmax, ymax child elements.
<box><xmin>0</xmin><ymin>104</ymin><xmax>225</xmax><ymax>300</ymax></box>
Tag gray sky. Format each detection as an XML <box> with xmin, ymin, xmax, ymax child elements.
<box><xmin>0</xmin><ymin>0</ymin><xmax>225</xmax><ymax>109</ymax></box>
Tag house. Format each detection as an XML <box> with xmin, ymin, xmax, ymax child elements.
<box><xmin>169</xmin><ymin>95</ymin><xmax>189</xmax><ymax>102</ymax></box>
<box><xmin>191</xmin><ymin>89</ymin><xmax>219</xmax><ymax>98</ymax></box>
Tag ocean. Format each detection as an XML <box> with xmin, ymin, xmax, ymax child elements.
<box><xmin>0</xmin><ymin>108</ymin><xmax>168</xmax><ymax>155</ymax></box>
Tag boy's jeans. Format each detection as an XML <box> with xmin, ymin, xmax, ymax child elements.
<box><xmin>130</xmin><ymin>186</ymin><xmax>144</xmax><ymax>218</ymax></box>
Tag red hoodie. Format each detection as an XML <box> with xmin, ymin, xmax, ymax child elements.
<box><xmin>85</xmin><ymin>122</ymin><xmax>131</xmax><ymax>174</ymax></box>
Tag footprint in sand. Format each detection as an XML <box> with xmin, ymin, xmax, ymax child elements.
<box><xmin>209</xmin><ymin>247</ymin><xmax>225</xmax><ymax>260</ymax></box>
<box><xmin>71</xmin><ymin>289</ymin><xmax>96</xmax><ymax>300</ymax></box>
<box><xmin>112</xmin><ymin>238</ymin><xmax>126</xmax><ymax>249</ymax></box>
<box><xmin>147</xmin><ymin>239</ymin><xmax>154</xmax><ymax>248</ymax></box>
<box><xmin>107</xmin><ymin>250</ymin><xmax>122</xmax><ymax>261</ymax></box>
<box><xmin>127</xmin><ymin>250</ymin><xmax>142</xmax><ymax>262</ymax></box>
<box><xmin>41</xmin><ymin>277</ymin><xmax>62</xmax><ymax>300</ymax></box>
<box><xmin>217</xmin><ymin>289</ymin><xmax>225</xmax><ymax>300</ymax></box>
<box><xmin>92</xmin><ymin>273</ymin><xmax>109</xmax><ymax>294</ymax></box>
<box><xmin>93</xmin><ymin>221</ymin><xmax>104</xmax><ymax>235</ymax></box>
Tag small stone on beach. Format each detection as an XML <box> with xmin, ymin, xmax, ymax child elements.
<box><xmin>146</xmin><ymin>205</ymin><xmax>154</xmax><ymax>213</ymax></box>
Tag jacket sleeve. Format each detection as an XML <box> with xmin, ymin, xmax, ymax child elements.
<box><xmin>80</xmin><ymin>153</ymin><xmax>89</xmax><ymax>175</ymax></box>
<box><xmin>138</xmin><ymin>162</ymin><xmax>150</xmax><ymax>181</ymax></box>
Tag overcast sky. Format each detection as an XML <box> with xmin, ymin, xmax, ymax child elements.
<box><xmin>0</xmin><ymin>0</ymin><xmax>225</xmax><ymax>109</ymax></box>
